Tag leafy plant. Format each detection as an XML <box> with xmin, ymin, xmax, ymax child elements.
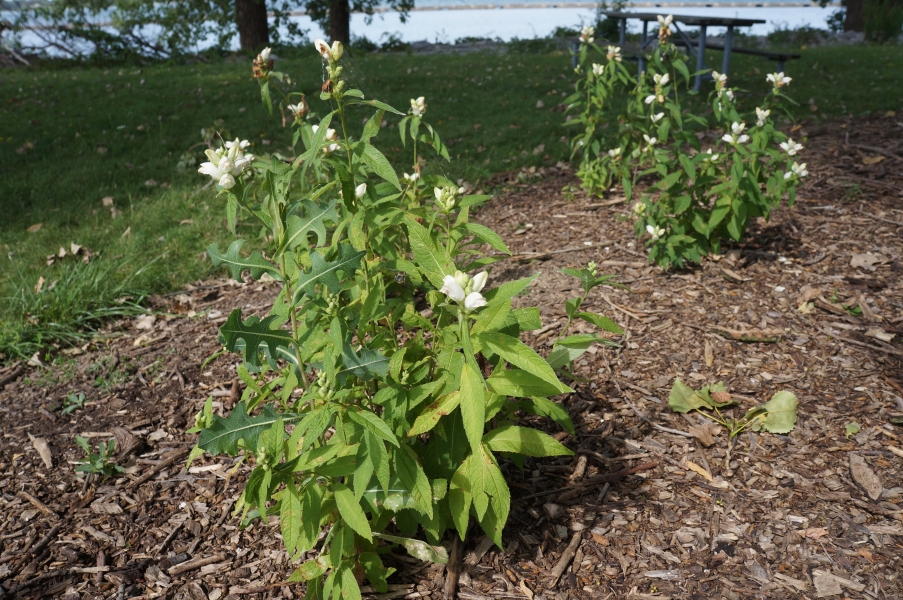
<box><xmin>567</xmin><ymin>21</ymin><xmax>806</xmax><ymax>268</ymax></box>
<box><xmin>62</xmin><ymin>392</ymin><xmax>88</xmax><ymax>415</ymax></box>
<box><xmin>668</xmin><ymin>378</ymin><xmax>798</xmax><ymax>438</ymax></box>
<box><xmin>190</xmin><ymin>42</ymin><xmax>620</xmax><ymax>598</ymax></box>
<box><xmin>75</xmin><ymin>436</ymin><xmax>123</xmax><ymax>479</ymax></box>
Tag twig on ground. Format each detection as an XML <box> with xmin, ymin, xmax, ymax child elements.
<box><xmin>444</xmin><ymin>533</ymin><xmax>465</xmax><ymax>599</ymax></box>
<box><xmin>129</xmin><ymin>447</ymin><xmax>190</xmax><ymax>488</ymax></box>
<box><xmin>0</xmin><ymin>365</ymin><xmax>24</xmax><ymax>388</ymax></box>
<box><xmin>550</xmin><ymin>532</ymin><xmax>582</xmax><ymax>587</ymax></box>
<box><xmin>16</xmin><ymin>491</ymin><xmax>58</xmax><ymax>520</ymax></box>
<box><xmin>167</xmin><ymin>552</ymin><xmax>228</xmax><ymax>576</ymax></box>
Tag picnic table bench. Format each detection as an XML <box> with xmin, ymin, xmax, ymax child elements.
<box><xmin>598</xmin><ymin>11</ymin><xmax>801</xmax><ymax>91</ymax></box>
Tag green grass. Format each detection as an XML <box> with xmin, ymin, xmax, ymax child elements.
<box><xmin>1</xmin><ymin>43</ymin><xmax>901</xmax><ymax>360</ymax></box>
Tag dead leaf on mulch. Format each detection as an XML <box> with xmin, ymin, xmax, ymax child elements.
<box><xmin>849</xmin><ymin>452</ymin><xmax>883</xmax><ymax>500</ymax></box>
<box><xmin>850</xmin><ymin>252</ymin><xmax>887</xmax><ymax>271</ymax></box>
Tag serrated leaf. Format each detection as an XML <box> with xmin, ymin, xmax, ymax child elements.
<box><xmin>486</xmin><ymin>369</ymin><xmax>567</xmax><ymax>398</ymax></box>
<box><xmin>281</xmin><ymin>480</ymin><xmax>303</xmax><ymax>558</ymax></box>
<box><xmin>347</xmin><ymin>409</ymin><xmax>399</xmax><ymax>447</ymax></box>
<box><xmin>463</xmin><ymin>222</ymin><xmax>510</xmax><ymax>254</ymax></box>
<box><xmin>408</xmin><ymin>392</ymin><xmax>461</xmax><ymax>437</ymax></box>
<box><xmin>337</xmin><ymin>345</ymin><xmax>390</xmax><ymax>384</ymax></box>
<box><xmin>546</xmin><ymin>335</ymin><xmax>602</xmax><ymax>369</ymax></box>
<box><xmin>292</xmin><ymin>244</ymin><xmax>366</xmax><ymax>302</ymax></box>
<box><xmin>199</xmin><ymin>402</ymin><xmax>297</xmax><ymax>456</ymax></box>
<box><xmin>448</xmin><ymin>455</ymin><xmax>473</xmax><ymax>539</ymax></box>
<box><xmin>334</xmin><ymin>483</ymin><xmax>372</xmax><ymax>541</ymax></box>
<box><xmin>482</xmin><ymin>425</ymin><xmax>573</xmax><ymax>457</ymax></box>
<box><xmin>374</xmin><ymin>534</ymin><xmax>449</xmax><ymax>564</ymax></box>
<box><xmin>477</xmin><ymin>333</ymin><xmax>571</xmax><ymax>394</ymax></box>
<box><xmin>521</xmin><ymin>397</ymin><xmax>575</xmax><ymax>435</ymax></box>
<box><xmin>668</xmin><ymin>378</ymin><xmax>710</xmax><ymax>413</ymax></box>
<box><xmin>576</xmin><ymin>311</ymin><xmax>624</xmax><ymax>334</ymax></box>
<box><xmin>281</xmin><ymin>200</ymin><xmax>339</xmax><ymax>252</ymax></box>
<box><xmin>220</xmin><ymin>309</ymin><xmax>294</xmax><ymax>368</ymax></box>
<box><xmin>395</xmin><ymin>445</ymin><xmax>433</xmax><ymax>518</ymax></box>
<box><xmin>404</xmin><ymin>215</ymin><xmax>454</xmax><ymax>290</ymax></box>
<box><xmin>754</xmin><ymin>390</ymin><xmax>799</xmax><ymax>433</ymax></box>
<box><xmin>459</xmin><ymin>362</ymin><xmax>486</xmax><ymax>456</ymax></box>
<box><xmin>362</xmin><ymin>144</ymin><xmax>401</xmax><ymax>190</ymax></box>
<box><xmin>208</xmin><ymin>240</ymin><xmax>282</xmax><ymax>282</ymax></box>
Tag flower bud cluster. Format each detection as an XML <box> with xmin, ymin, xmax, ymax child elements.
<box><xmin>587</xmin><ymin>261</ymin><xmax>598</xmax><ymax>277</ymax></box>
<box><xmin>311</xmin><ymin>369</ymin><xmax>336</xmax><ymax>401</ymax></box>
<box><xmin>644</xmin><ymin>72</ymin><xmax>668</xmax><ymax>105</ymax></box>
<box><xmin>198</xmin><ymin>138</ymin><xmax>254</xmax><ymax>189</ymax></box>
<box><xmin>657</xmin><ymin>15</ymin><xmax>673</xmax><ymax>43</ymax></box>
<box><xmin>606</xmin><ymin>46</ymin><xmax>622</xmax><ymax>62</ymax></box>
<box><xmin>312</xmin><ymin>125</ymin><xmax>341</xmax><ymax>153</ymax></box>
<box><xmin>580</xmin><ymin>26</ymin><xmax>594</xmax><ymax>44</ymax></box>
<box><xmin>322</xmin><ymin>288</ymin><xmax>341</xmax><ymax>317</ymax></box>
<box><xmin>410</xmin><ymin>96</ymin><xmax>426</xmax><ymax>116</ymax></box>
<box><xmin>766</xmin><ymin>72</ymin><xmax>792</xmax><ymax>93</ymax></box>
<box><xmin>440</xmin><ymin>270</ymin><xmax>488</xmax><ymax>312</ymax></box>
<box><xmin>252</xmin><ymin>47</ymin><xmax>273</xmax><ymax>79</ymax></box>
<box><xmin>287</xmin><ymin>96</ymin><xmax>309</xmax><ymax>121</ymax></box>
<box><xmin>434</xmin><ymin>186</ymin><xmax>457</xmax><ymax>212</ymax></box>
<box><xmin>315</xmin><ymin>39</ymin><xmax>346</xmax><ymax>95</ymax></box>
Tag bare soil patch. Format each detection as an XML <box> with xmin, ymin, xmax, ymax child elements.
<box><xmin>1</xmin><ymin>114</ymin><xmax>901</xmax><ymax>600</ymax></box>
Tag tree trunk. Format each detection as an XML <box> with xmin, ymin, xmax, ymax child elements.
<box><xmin>235</xmin><ymin>0</ymin><xmax>270</xmax><ymax>51</ymax></box>
<box><xmin>845</xmin><ymin>0</ymin><xmax>865</xmax><ymax>31</ymax></box>
<box><xmin>329</xmin><ymin>0</ymin><xmax>350</xmax><ymax>45</ymax></box>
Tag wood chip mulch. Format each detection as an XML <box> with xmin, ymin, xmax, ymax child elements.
<box><xmin>1</xmin><ymin>113</ymin><xmax>901</xmax><ymax>600</ymax></box>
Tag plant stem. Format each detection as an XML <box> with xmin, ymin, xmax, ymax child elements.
<box><xmin>280</xmin><ymin>253</ymin><xmax>309</xmax><ymax>389</ymax></box>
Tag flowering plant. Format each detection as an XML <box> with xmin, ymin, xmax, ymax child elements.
<box><xmin>567</xmin><ymin>21</ymin><xmax>805</xmax><ymax>268</ymax></box>
<box><xmin>190</xmin><ymin>40</ymin><xmax>620</xmax><ymax>596</ymax></box>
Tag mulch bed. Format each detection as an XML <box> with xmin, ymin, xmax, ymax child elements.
<box><xmin>1</xmin><ymin>113</ymin><xmax>901</xmax><ymax>600</ymax></box>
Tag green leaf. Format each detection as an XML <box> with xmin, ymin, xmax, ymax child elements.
<box><xmin>339</xmin><ymin>562</ymin><xmax>362</xmax><ymax>600</ymax></box>
<box><xmin>292</xmin><ymin>244</ymin><xmax>366</xmax><ymax>302</ymax></box>
<box><xmin>395</xmin><ymin>445</ymin><xmax>434</xmax><ymax>518</ymax></box>
<box><xmin>476</xmin><ymin>333</ymin><xmax>571</xmax><ymax>394</ymax></box>
<box><xmin>753</xmin><ymin>390</ymin><xmax>799</xmax><ymax>433</ymax></box>
<box><xmin>470</xmin><ymin>300</ymin><xmax>512</xmax><ymax>336</ymax></box>
<box><xmin>481</xmin><ymin>274</ymin><xmax>538</xmax><ymax>305</ymax></box>
<box><xmin>199</xmin><ymin>402</ymin><xmax>297</xmax><ymax>456</ymax></box>
<box><xmin>289</xmin><ymin>558</ymin><xmax>327</xmax><ymax>582</ymax></box>
<box><xmin>668</xmin><ymin>378</ymin><xmax>710</xmax><ymax>413</ymax></box>
<box><xmin>475</xmin><ymin>447</ymin><xmax>509</xmax><ymax>547</ymax></box>
<box><xmin>546</xmin><ymin>335</ymin><xmax>602</xmax><ymax>369</ymax></box>
<box><xmin>358</xmin><ymin>552</ymin><xmax>388</xmax><ymax>593</ymax></box>
<box><xmin>281</xmin><ymin>480</ymin><xmax>303</xmax><ymax>558</ymax></box>
<box><xmin>348</xmin><ymin>98</ymin><xmax>405</xmax><ymax>115</ymax></box>
<box><xmin>463</xmin><ymin>223</ymin><xmax>511</xmax><ymax>254</ymax></box>
<box><xmin>208</xmin><ymin>240</ymin><xmax>282</xmax><ymax>282</ymax></box>
<box><xmin>333</xmin><ymin>483</ymin><xmax>372</xmax><ymax>541</ymax></box>
<box><xmin>404</xmin><ymin>215</ymin><xmax>454</xmax><ymax>290</ymax></box>
<box><xmin>521</xmin><ymin>397</ymin><xmax>575</xmax><ymax>435</ymax></box>
<box><xmin>408</xmin><ymin>392</ymin><xmax>461</xmax><ymax>437</ymax></box>
<box><xmin>362</xmin><ymin>144</ymin><xmax>401</xmax><ymax>190</ymax></box>
<box><xmin>845</xmin><ymin>421</ymin><xmax>861</xmax><ymax>438</ymax></box>
<box><xmin>486</xmin><ymin>369</ymin><xmax>568</xmax><ymax>398</ymax></box>
<box><xmin>482</xmin><ymin>425</ymin><xmax>573</xmax><ymax>457</ymax></box>
<box><xmin>374</xmin><ymin>534</ymin><xmax>449</xmax><ymax>564</ymax></box>
<box><xmin>459</xmin><ymin>362</ymin><xmax>486</xmax><ymax>456</ymax></box>
<box><xmin>280</xmin><ymin>200</ymin><xmax>339</xmax><ymax>252</ymax></box>
<box><xmin>448</xmin><ymin>455</ymin><xmax>473</xmax><ymax>539</ymax></box>
<box><xmin>220</xmin><ymin>309</ymin><xmax>294</xmax><ymax>368</ymax></box>
<box><xmin>337</xmin><ymin>345</ymin><xmax>390</xmax><ymax>384</ymax></box>
<box><xmin>577</xmin><ymin>312</ymin><xmax>624</xmax><ymax>334</ymax></box>
<box><xmin>347</xmin><ymin>409</ymin><xmax>399</xmax><ymax>447</ymax></box>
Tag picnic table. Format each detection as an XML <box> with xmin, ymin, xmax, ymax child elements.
<box><xmin>598</xmin><ymin>11</ymin><xmax>767</xmax><ymax>92</ymax></box>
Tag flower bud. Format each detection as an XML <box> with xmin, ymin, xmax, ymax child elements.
<box><xmin>218</xmin><ymin>173</ymin><xmax>236</xmax><ymax>189</ymax></box>
<box><xmin>355</xmin><ymin>183</ymin><xmax>367</xmax><ymax>198</ymax></box>
<box><xmin>471</xmin><ymin>271</ymin><xmax>488</xmax><ymax>293</ymax></box>
<box><xmin>464</xmin><ymin>292</ymin><xmax>487</xmax><ymax>311</ymax></box>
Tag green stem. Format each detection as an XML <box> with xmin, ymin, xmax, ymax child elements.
<box><xmin>280</xmin><ymin>252</ymin><xmax>309</xmax><ymax>389</ymax></box>
<box><xmin>552</xmin><ymin>289</ymin><xmax>588</xmax><ymax>348</ymax></box>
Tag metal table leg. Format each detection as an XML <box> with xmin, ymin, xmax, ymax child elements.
<box><xmin>639</xmin><ymin>20</ymin><xmax>648</xmax><ymax>73</ymax></box>
<box><xmin>721</xmin><ymin>25</ymin><xmax>734</xmax><ymax>77</ymax></box>
<box><xmin>694</xmin><ymin>25</ymin><xmax>707</xmax><ymax>92</ymax></box>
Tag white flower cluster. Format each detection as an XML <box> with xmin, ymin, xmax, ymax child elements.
<box><xmin>592</xmin><ymin>63</ymin><xmax>604</xmax><ymax>76</ymax></box>
<box><xmin>646</xmin><ymin>224</ymin><xmax>666</xmax><ymax>241</ymax></box>
<box><xmin>580</xmin><ymin>26</ymin><xmax>595</xmax><ymax>44</ymax></box>
<box><xmin>434</xmin><ymin>186</ymin><xmax>457</xmax><ymax>212</ymax></box>
<box><xmin>784</xmin><ymin>161</ymin><xmax>808</xmax><ymax>180</ymax></box>
<box><xmin>410</xmin><ymin>96</ymin><xmax>426</xmax><ymax>116</ymax></box>
<box><xmin>312</xmin><ymin>125</ymin><xmax>341</xmax><ymax>153</ymax></box>
<box><xmin>722</xmin><ymin>121</ymin><xmax>749</xmax><ymax>145</ymax></box>
<box><xmin>198</xmin><ymin>139</ymin><xmax>254</xmax><ymax>189</ymax></box>
<box><xmin>767</xmin><ymin>72</ymin><xmax>792</xmax><ymax>91</ymax></box>
<box><xmin>606</xmin><ymin>46</ymin><xmax>622</xmax><ymax>62</ymax></box>
<box><xmin>441</xmin><ymin>270</ymin><xmax>488</xmax><ymax>312</ymax></box>
<box><xmin>657</xmin><ymin>15</ymin><xmax>673</xmax><ymax>40</ymax></box>
<box><xmin>755</xmin><ymin>107</ymin><xmax>770</xmax><ymax>127</ymax></box>
<box><xmin>780</xmin><ymin>139</ymin><xmax>803</xmax><ymax>156</ymax></box>
<box><xmin>315</xmin><ymin>39</ymin><xmax>343</xmax><ymax>62</ymax></box>
<box><xmin>644</xmin><ymin>72</ymin><xmax>669</xmax><ymax>105</ymax></box>
<box><xmin>403</xmin><ymin>171</ymin><xmax>421</xmax><ymax>184</ymax></box>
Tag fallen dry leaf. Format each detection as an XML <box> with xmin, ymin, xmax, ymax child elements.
<box><xmin>686</xmin><ymin>460</ymin><xmax>713</xmax><ymax>481</ymax></box>
<box><xmin>865</xmin><ymin>328</ymin><xmax>895</xmax><ymax>343</ymax></box>
<box><xmin>27</xmin><ymin>223</ymin><xmax>43</xmax><ymax>233</ymax></box>
<box><xmin>800</xmin><ymin>527</ymin><xmax>829</xmax><ymax>539</ymax></box>
<box><xmin>28</xmin><ymin>434</ymin><xmax>53</xmax><ymax>469</ymax></box>
<box><xmin>861</xmin><ymin>155</ymin><xmax>886</xmax><ymax>165</ymax></box>
<box><xmin>850</xmin><ymin>252</ymin><xmax>887</xmax><ymax>271</ymax></box>
<box><xmin>849</xmin><ymin>452</ymin><xmax>883</xmax><ymax>500</ymax></box>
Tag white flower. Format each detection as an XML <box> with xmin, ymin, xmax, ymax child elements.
<box><xmin>651</xmin><ymin>112</ymin><xmax>665</xmax><ymax>123</ymax></box>
<box><xmin>711</xmin><ymin>70</ymin><xmax>727</xmax><ymax>88</ymax></box>
<box><xmin>314</xmin><ymin>39</ymin><xmax>331</xmax><ymax>60</ymax></box>
<box><xmin>755</xmin><ymin>107</ymin><xmax>770</xmax><ymax>127</ymax></box>
<box><xmin>606</xmin><ymin>46</ymin><xmax>622</xmax><ymax>62</ymax></box>
<box><xmin>471</xmin><ymin>271</ymin><xmax>488</xmax><ymax>293</ymax></box>
<box><xmin>592</xmin><ymin>63</ymin><xmax>604</xmax><ymax>76</ymax></box>
<box><xmin>731</xmin><ymin>122</ymin><xmax>746</xmax><ymax>135</ymax></box>
<box><xmin>702</xmin><ymin>148</ymin><xmax>719</xmax><ymax>162</ymax></box>
<box><xmin>218</xmin><ymin>173</ymin><xmax>236</xmax><ymax>189</ymax></box>
<box><xmin>643</xmin><ymin>134</ymin><xmax>657</xmax><ymax>146</ymax></box>
<box><xmin>646</xmin><ymin>224</ymin><xmax>666</xmax><ymax>241</ymax></box>
<box><xmin>440</xmin><ymin>275</ymin><xmax>465</xmax><ymax>302</ymax></box>
<box><xmin>780</xmin><ymin>139</ymin><xmax>803</xmax><ymax>156</ymax></box>
<box><xmin>653</xmin><ymin>73</ymin><xmax>670</xmax><ymax>86</ymax></box>
<box><xmin>633</xmin><ymin>202</ymin><xmax>646</xmax><ymax>215</ymax></box>
<box><xmin>410</xmin><ymin>96</ymin><xmax>426</xmax><ymax>116</ymax></box>
<box><xmin>258</xmin><ymin>47</ymin><xmax>271</xmax><ymax>63</ymax></box>
<box><xmin>287</xmin><ymin>102</ymin><xmax>307</xmax><ymax>118</ymax></box>
<box><xmin>721</xmin><ymin>89</ymin><xmax>735</xmax><ymax>101</ymax></box>
<box><xmin>225</xmin><ymin>139</ymin><xmax>250</xmax><ymax>151</ymax></box>
<box><xmin>784</xmin><ymin>161</ymin><xmax>808</xmax><ymax>179</ymax></box>
<box><xmin>464</xmin><ymin>292</ymin><xmax>487</xmax><ymax>311</ymax></box>
<box><xmin>403</xmin><ymin>172</ymin><xmax>420</xmax><ymax>183</ymax></box>
<box><xmin>580</xmin><ymin>25</ymin><xmax>595</xmax><ymax>44</ymax></box>
<box><xmin>608</xmin><ymin>147</ymin><xmax>621</xmax><ymax>158</ymax></box>
<box><xmin>355</xmin><ymin>183</ymin><xmax>367</xmax><ymax>198</ymax></box>
<box><xmin>722</xmin><ymin>133</ymin><xmax>749</xmax><ymax>145</ymax></box>
<box><xmin>657</xmin><ymin>14</ymin><xmax>673</xmax><ymax>27</ymax></box>
<box><xmin>312</xmin><ymin>125</ymin><xmax>340</xmax><ymax>152</ymax></box>
<box><xmin>767</xmin><ymin>72</ymin><xmax>792</xmax><ymax>88</ymax></box>
<box><xmin>644</xmin><ymin>94</ymin><xmax>657</xmax><ymax>105</ymax></box>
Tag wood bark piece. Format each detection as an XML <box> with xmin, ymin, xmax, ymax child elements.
<box><xmin>0</xmin><ymin>364</ymin><xmax>24</xmax><ymax>387</ymax></box>
<box><xmin>167</xmin><ymin>552</ymin><xmax>228</xmax><ymax>576</ymax></box>
<box><xmin>849</xmin><ymin>452</ymin><xmax>884</xmax><ymax>500</ymax></box>
<box><xmin>550</xmin><ymin>531</ymin><xmax>582</xmax><ymax>587</ymax></box>
<box><xmin>128</xmin><ymin>447</ymin><xmax>189</xmax><ymax>488</ymax></box>
<box><xmin>16</xmin><ymin>491</ymin><xmax>58</xmax><ymax>519</ymax></box>
<box><xmin>28</xmin><ymin>434</ymin><xmax>53</xmax><ymax>469</ymax></box>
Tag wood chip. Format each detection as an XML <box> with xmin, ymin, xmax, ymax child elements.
<box><xmin>849</xmin><ymin>452</ymin><xmax>883</xmax><ymax>500</ymax></box>
<box><xmin>28</xmin><ymin>434</ymin><xmax>53</xmax><ymax>469</ymax></box>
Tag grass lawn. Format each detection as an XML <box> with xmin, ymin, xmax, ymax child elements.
<box><xmin>1</xmin><ymin>43</ymin><xmax>901</xmax><ymax>359</ymax></box>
